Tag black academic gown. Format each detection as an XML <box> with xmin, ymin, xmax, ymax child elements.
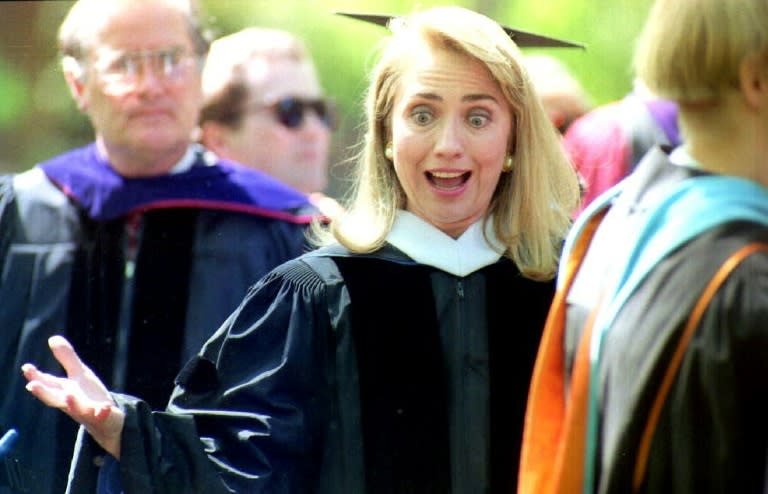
<box><xmin>0</xmin><ymin>144</ymin><xmax>314</xmax><ymax>494</ymax></box>
<box><xmin>68</xmin><ymin>242</ymin><xmax>554</xmax><ymax>494</ymax></box>
<box><xmin>565</xmin><ymin>147</ymin><xmax>768</xmax><ymax>494</ymax></box>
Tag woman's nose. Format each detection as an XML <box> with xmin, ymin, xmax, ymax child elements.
<box><xmin>433</xmin><ymin>117</ymin><xmax>464</xmax><ymax>158</ymax></box>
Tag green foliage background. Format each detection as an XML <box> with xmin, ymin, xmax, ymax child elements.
<box><xmin>0</xmin><ymin>0</ymin><xmax>654</xmax><ymax>195</ymax></box>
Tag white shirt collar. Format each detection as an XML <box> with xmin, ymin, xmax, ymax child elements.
<box><xmin>668</xmin><ymin>145</ymin><xmax>699</xmax><ymax>168</ymax></box>
<box><xmin>386</xmin><ymin>210</ymin><xmax>505</xmax><ymax>277</ymax></box>
<box><xmin>167</xmin><ymin>145</ymin><xmax>200</xmax><ymax>174</ymax></box>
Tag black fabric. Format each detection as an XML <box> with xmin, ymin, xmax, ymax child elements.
<box><xmin>125</xmin><ymin>209</ymin><xmax>197</xmax><ymax>409</ymax></box>
<box><xmin>69</xmin><ymin>210</ymin><xmax>197</xmax><ymax>410</ymax></box>
<box><xmin>0</xmin><ymin>178</ymin><xmax>15</xmax><ymax>277</ymax></box>
<box><xmin>63</xmin><ymin>215</ymin><xmax>125</xmax><ymax>494</ymax></box>
<box><xmin>335</xmin><ymin>257</ymin><xmax>451</xmax><ymax>494</ymax></box>
<box><xmin>62</xmin><ymin>210</ymin><xmax>197</xmax><ymax>489</ymax></box>
<box><xmin>599</xmin><ymin>223</ymin><xmax>768</xmax><ymax>494</ymax></box>
<box><xmin>563</xmin><ymin>149</ymin><xmax>768</xmax><ymax>493</ymax></box>
<box><xmin>485</xmin><ymin>263</ymin><xmax>553</xmax><ymax>492</ymax></box>
<box><xmin>0</xmin><ymin>161</ymin><xmax>312</xmax><ymax>494</ymax></box>
<box><xmin>68</xmin><ymin>215</ymin><xmax>123</xmax><ymax>382</ymax></box>
<box><xmin>62</xmin><ymin>249</ymin><xmax>556</xmax><ymax>493</ymax></box>
<box><xmin>175</xmin><ymin>356</ymin><xmax>219</xmax><ymax>394</ymax></box>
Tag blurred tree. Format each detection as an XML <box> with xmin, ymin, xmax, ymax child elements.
<box><xmin>505</xmin><ymin>0</ymin><xmax>655</xmax><ymax>106</ymax></box>
<box><xmin>0</xmin><ymin>59</ymin><xmax>26</xmax><ymax>130</ymax></box>
<box><xmin>0</xmin><ymin>1</ymin><xmax>88</xmax><ymax>173</ymax></box>
<box><xmin>0</xmin><ymin>0</ymin><xmax>654</xmax><ymax>197</ymax></box>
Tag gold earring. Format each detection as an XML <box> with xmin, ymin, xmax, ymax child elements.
<box><xmin>384</xmin><ymin>143</ymin><xmax>393</xmax><ymax>161</ymax></box>
<box><xmin>503</xmin><ymin>155</ymin><xmax>514</xmax><ymax>172</ymax></box>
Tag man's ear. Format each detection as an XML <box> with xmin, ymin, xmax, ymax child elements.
<box><xmin>739</xmin><ymin>51</ymin><xmax>768</xmax><ymax>110</ymax></box>
<box><xmin>61</xmin><ymin>56</ymin><xmax>89</xmax><ymax>112</ymax></box>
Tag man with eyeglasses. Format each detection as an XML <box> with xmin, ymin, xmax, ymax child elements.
<box><xmin>199</xmin><ymin>28</ymin><xmax>341</xmax><ymax>216</ymax></box>
<box><xmin>0</xmin><ymin>2</ymin><xmax>317</xmax><ymax>493</ymax></box>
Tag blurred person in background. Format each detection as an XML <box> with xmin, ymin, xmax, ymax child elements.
<box><xmin>563</xmin><ymin>79</ymin><xmax>680</xmax><ymax>215</ymax></box>
<box><xmin>525</xmin><ymin>53</ymin><xmax>593</xmax><ymax>135</ymax></box>
<box><xmin>0</xmin><ymin>1</ymin><xmax>315</xmax><ymax>492</ymax></box>
<box><xmin>199</xmin><ymin>27</ymin><xmax>340</xmax><ymax>215</ymax></box>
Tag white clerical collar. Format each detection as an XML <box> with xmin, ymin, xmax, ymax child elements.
<box><xmin>386</xmin><ymin>210</ymin><xmax>505</xmax><ymax>277</ymax></box>
<box><xmin>167</xmin><ymin>145</ymin><xmax>200</xmax><ymax>174</ymax></box>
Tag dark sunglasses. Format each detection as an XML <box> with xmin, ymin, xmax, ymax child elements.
<box><xmin>244</xmin><ymin>97</ymin><xmax>338</xmax><ymax>130</ymax></box>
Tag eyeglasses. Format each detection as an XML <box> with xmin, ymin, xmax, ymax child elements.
<box><xmin>244</xmin><ymin>98</ymin><xmax>338</xmax><ymax>130</ymax></box>
<box><xmin>89</xmin><ymin>47</ymin><xmax>199</xmax><ymax>93</ymax></box>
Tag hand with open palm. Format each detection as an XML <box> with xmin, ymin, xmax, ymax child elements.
<box><xmin>22</xmin><ymin>335</ymin><xmax>124</xmax><ymax>459</ymax></box>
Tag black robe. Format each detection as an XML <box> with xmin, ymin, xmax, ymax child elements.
<box><xmin>565</xmin><ymin>147</ymin><xmax>768</xmax><ymax>493</ymax></box>
<box><xmin>0</xmin><ymin>144</ymin><xmax>313</xmax><ymax>494</ymax></box>
<box><xmin>69</xmin><ymin>244</ymin><xmax>554</xmax><ymax>493</ymax></box>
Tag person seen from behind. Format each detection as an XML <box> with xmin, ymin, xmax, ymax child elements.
<box><xmin>519</xmin><ymin>0</ymin><xmax>768</xmax><ymax>492</ymax></box>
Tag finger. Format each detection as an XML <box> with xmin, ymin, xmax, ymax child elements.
<box><xmin>93</xmin><ymin>403</ymin><xmax>114</xmax><ymax>422</ymax></box>
<box><xmin>48</xmin><ymin>335</ymin><xmax>87</xmax><ymax>378</ymax></box>
<box><xmin>64</xmin><ymin>394</ymin><xmax>113</xmax><ymax>425</ymax></box>
<box><xmin>27</xmin><ymin>378</ymin><xmax>109</xmax><ymax>425</ymax></box>
<box><xmin>21</xmin><ymin>364</ymin><xmax>67</xmax><ymax>392</ymax></box>
<box><xmin>25</xmin><ymin>380</ymin><xmax>69</xmax><ymax>410</ymax></box>
<box><xmin>20</xmin><ymin>363</ymin><xmax>39</xmax><ymax>381</ymax></box>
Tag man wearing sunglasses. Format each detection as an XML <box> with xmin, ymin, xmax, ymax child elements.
<box><xmin>199</xmin><ymin>28</ymin><xmax>338</xmax><ymax>212</ymax></box>
<box><xmin>0</xmin><ymin>2</ymin><xmax>317</xmax><ymax>493</ymax></box>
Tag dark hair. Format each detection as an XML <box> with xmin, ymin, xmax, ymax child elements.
<box><xmin>199</xmin><ymin>79</ymin><xmax>248</xmax><ymax>127</ymax></box>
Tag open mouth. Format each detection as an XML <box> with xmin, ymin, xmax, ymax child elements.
<box><xmin>427</xmin><ymin>170</ymin><xmax>471</xmax><ymax>191</ymax></box>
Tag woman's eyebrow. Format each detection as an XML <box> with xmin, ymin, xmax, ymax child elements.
<box><xmin>409</xmin><ymin>92</ymin><xmax>499</xmax><ymax>103</ymax></box>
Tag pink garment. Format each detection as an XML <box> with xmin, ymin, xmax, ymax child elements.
<box><xmin>563</xmin><ymin>102</ymin><xmax>631</xmax><ymax>216</ymax></box>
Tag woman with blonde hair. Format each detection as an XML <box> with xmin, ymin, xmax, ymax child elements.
<box><xmin>325</xmin><ymin>7</ymin><xmax>578</xmax><ymax>280</ymax></box>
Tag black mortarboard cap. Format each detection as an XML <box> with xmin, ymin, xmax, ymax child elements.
<box><xmin>334</xmin><ymin>11</ymin><xmax>584</xmax><ymax>49</ymax></box>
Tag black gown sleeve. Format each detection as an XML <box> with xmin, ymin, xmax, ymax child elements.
<box><xmin>69</xmin><ymin>256</ymin><xmax>336</xmax><ymax>494</ymax></box>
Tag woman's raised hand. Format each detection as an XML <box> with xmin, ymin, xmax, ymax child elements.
<box><xmin>22</xmin><ymin>335</ymin><xmax>125</xmax><ymax>459</ymax></box>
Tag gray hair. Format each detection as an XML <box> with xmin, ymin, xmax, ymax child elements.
<box><xmin>58</xmin><ymin>0</ymin><xmax>210</xmax><ymax>63</ymax></box>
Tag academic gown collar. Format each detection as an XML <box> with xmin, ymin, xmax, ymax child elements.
<box><xmin>386</xmin><ymin>210</ymin><xmax>505</xmax><ymax>277</ymax></box>
<box><xmin>38</xmin><ymin>143</ymin><xmax>315</xmax><ymax>223</ymax></box>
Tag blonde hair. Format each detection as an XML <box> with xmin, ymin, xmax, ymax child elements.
<box><xmin>634</xmin><ymin>0</ymin><xmax>768</xmax><ymax>104</ymax></box>
<box><xmin>313</xmin><ymin>6</ymin><xmax>579</xmax><ymax>280</ymax></box>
